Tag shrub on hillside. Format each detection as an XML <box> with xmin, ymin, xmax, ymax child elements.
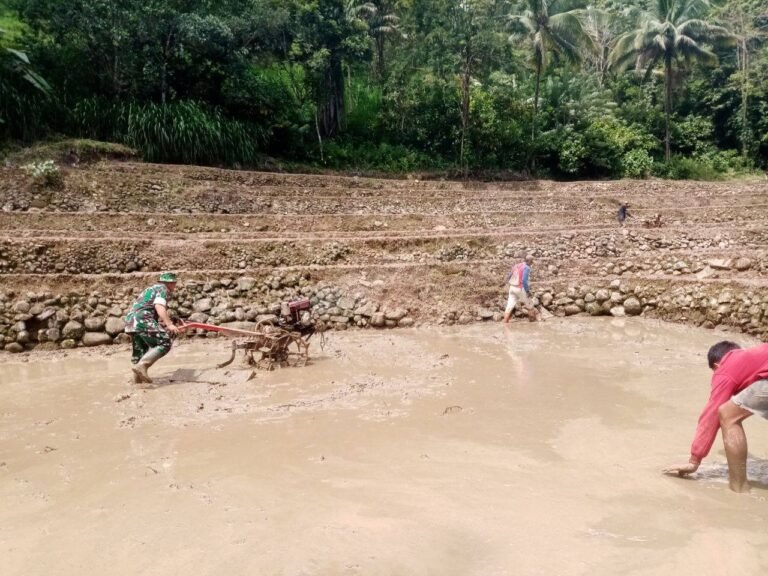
<box><xmin>558</xmin><ymin>131</ymin><xmax>587</xmax><ymax>175</ymax></box>
<box><xmin>583</xmin><ymin>118</ymin><xmax>658</xmax><ymax>177</ymax></box>
<box><xmin>321</xmin><ymin>140</ymin><xmax>441</xmax><ymax>172</ymax></box>
<box><xmin>22</xmin><ymin>159</ymin><xmax>62</xmax><ymax>188</ymax></box>
<box><xmin>621</xmin><ymin>149</ymin><xmax>653</xmax><ymax>179</ymax></box>
<box><xmin>654</xmin><ymin>150</ymin><xmax>755</xmax><ymax>180</ymax></box>
<box><xmin>7</xmin><ymin>139</ymin><xmax>138</xmax><ymax>165</ymax></box>
<box><xmin>653</xmin><ymin>157</ymin><xmax>720</xmax><ymax>180</ymax></box>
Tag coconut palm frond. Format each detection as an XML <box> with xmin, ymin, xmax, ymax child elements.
<box><xmin>676</xmin><ymin>35</ymin><xmax>718</xmax><ymax>65</ymax></box>
<box><xmin>608</xmin><ymin>0</ymin><xmax>728</xmax><ymax>160</ymax></box>
<box><xmin>549</xmin><ymin>10</ymin><xmax>592</xmax><ymax>53</ymax></box>
<box><xmin>678</xmin><ymin>19</ymin><xmax>731</xmax><ymax>41</ymax></box>
<box><xmin>550</xmin><ymin>0</ymin><xmax>588</xmax><ymax>14</ymax></box>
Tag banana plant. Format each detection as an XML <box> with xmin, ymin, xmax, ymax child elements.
<box><xmin>1</xmin><ymin>27</ymin><xmax>50</xmax><ymax>123</ymax></box>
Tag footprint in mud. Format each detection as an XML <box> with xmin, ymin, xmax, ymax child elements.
<box><xmin>119</xmin><ymin>416</ymin><xmax>137</xmax><ymax>428</ymax></box>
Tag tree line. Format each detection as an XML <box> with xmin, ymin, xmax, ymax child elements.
<box><xmin>1</xmin><ymin>0</ymin><xmax>767</xmax><ymax>179</ymax></box>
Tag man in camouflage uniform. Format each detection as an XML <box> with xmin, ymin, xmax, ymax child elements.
<box><xmin>124</xmin><ymin>272</ymin><xmax>180</xmax><ymax>385</ymax></box>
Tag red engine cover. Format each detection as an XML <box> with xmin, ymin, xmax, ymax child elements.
<box><xmin>289</xmin><ymin>298</ymin><xmax>311</xmax><ymax>311</ymax></box>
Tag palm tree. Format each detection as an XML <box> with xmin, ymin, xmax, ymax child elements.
<box><xmin>715</xmin><ymin>0</ymin><xmax>768</xmax><ymax>158</ymax></box>
<box><xmin>581</xmin><ymin>5</ymin><xmax>626</xmax><ymax>88</ymax></box>
<box><xmin>349</xmin><ymin>0</ymin><xmax>404</xmax><ymax>80</ymax></box>
<box><xmin>609</xmin><ymin>0</ymin><xmax>732</xmax><ymax>161</ymax></box>
<box><xmin>508</xmin><ymin>0</ymin><xmax>593</xmax><ymax>139</ymax></box>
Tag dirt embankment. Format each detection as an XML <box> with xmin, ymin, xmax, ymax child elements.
<box><xmin>1</xmin><ymin>161</ymin><xmax>767</xmax><ymax>352</ymax></box>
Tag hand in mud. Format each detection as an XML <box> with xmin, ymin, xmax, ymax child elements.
<box><xmin>166</xmin><ymin>324</ymin><xmax>181</xmax><ymax>335</ymax></box>
<box><xmin>662</xmin><ymin>460</ymin><xmax>700</xmax><ymax>477</ymax></box>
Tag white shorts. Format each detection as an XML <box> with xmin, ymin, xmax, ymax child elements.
<box><xmin>732</xmin><ymin>380</ymin><xmax>768</xmax><ymax>419</ymax></box>
<box><xmin>505</xmin><ymin>286</ymin><xmax>528</xmax><ymax>313</ymax></box>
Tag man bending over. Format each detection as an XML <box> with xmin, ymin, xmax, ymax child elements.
<box><xmin>664</xmin><ymin>341</ymin><xmax>768</xmax><ymax>492</ymax></box>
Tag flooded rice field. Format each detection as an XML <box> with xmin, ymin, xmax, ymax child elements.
<box><xmin>3</xmin><ymin>317</ymin><xmax>768</xmax><ymax>576</ymax></box>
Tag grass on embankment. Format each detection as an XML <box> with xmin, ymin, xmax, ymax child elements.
<box><xmin>2</xmin><ymin>139</ymin><xmax>139</xmax><ymax>166</ymax></box>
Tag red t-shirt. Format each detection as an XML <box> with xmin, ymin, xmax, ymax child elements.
<box><xmin>691</xmin><ymin>344</ymin><xmax>768</xmax><ymax>460</ymax></box>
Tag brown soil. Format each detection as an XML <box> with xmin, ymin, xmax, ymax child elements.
<box><xmin>0</xmin><ymin>162</ymin><xmax>767</xmax><ymax>328</ymax></box>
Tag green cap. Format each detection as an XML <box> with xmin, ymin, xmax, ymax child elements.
<box><xmin>159</xmin><ymin>272</ymin><xmax>177</xmax><ymax>283</ymax></box>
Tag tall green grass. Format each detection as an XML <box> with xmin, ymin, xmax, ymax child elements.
<box><xmin>0</xmin><ymin>79</ymin><xmax>51</xmax><ymax>141</ymax></box>
<box><xmin>345</xmin><ymin>78</ymin><xmax>383</xmax><ymax>137</ymax></box>
<box><xmin>72</xmin><ymin>98</ymin><xmax>265</xmax><ymax>166</ymax></box>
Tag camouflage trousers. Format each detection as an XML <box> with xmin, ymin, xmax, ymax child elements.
<box><xmin>130</xmin><ymin>331</ymin><xmax>172</xmax><ymax>364</ymax></box>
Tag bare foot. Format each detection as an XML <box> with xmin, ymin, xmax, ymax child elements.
<box><xmin>132</xmin><ymin>364</ymin><xmax>153</xmax><ymax>385</ymax></box>
<box><xmin>729</xmin><ymin>481</ymin><xmax>751</xmax><ymax>493</ymax></box>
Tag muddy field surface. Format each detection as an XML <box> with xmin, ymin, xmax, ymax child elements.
<box><xmin>3</xmin><ymin>318</ymin><xmax>768</xmax><ymax>576</ymax></box>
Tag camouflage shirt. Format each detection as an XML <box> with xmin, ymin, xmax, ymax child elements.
<box><xmin>124</xmin><ymin>283</ymin><xmax>170</xmax><ymax>333</ymax></box>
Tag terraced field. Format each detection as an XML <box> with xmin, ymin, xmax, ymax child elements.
<box><xmin>1</xmin><ymin>161</ymin><xmax>768</xmax><ymax>351</ymax></box>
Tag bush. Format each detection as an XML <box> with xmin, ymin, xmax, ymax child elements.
<box><xmin>581</xmin><ymin>118</ymin><xmax>658</xmax><ymax>177</ymax></box>
<box><xmin>382</xmin><ymin>73</ymin><xmax>461</xmax><ymax>159</ymax></box>
<box><xmin>469</xmin><ymin>75</ymin><xmax>530</xmax><ymax>170</ymax></box>
<box><xmin>222</xmin><ymin>64</ymin><xmax>313</xmax><ymax>156</ymax></box>
<box><xmin>673</xmin><ymin>116</ymin><xmax>715</xmax><ymax>155</ymax></box>
<box><xmin>621</xmin><ymin>149</ymin><xmax>653</xmax><ymax>179</ymax></box>
<box><xmin>22</xmin><ymin>159</ymin><xmax>62</xmax><ymax>187</ymax></box>
<box><xmin>540</xmin><ymin>113</ymin><xmax>659</xmax><ymax>179</ymax></box>
<box><xmin>654</xmin><ymin>150</ymin><xmax>755</xmax><ymax>180</ymax></box>
<box><xmin>558</xmin><ymin>132</ymin><xmax>587</xmax><ymax>175</ymax></box>
<box><xmin>346</xmin><ymin>79</ymin><xmax>383</xmax><ymax>139</ymax></box>
<box><xmin>320</xmin><ymin>139</ymin><xmax>442</xmax><ymax>172</ymax></box>
<box><xmin>699</xmin><ymin>149</ymin><xmax>749</xmax><ymax>175</ymax></box>
<box><xmin>653</xmin><ymin>157</ymin><xmax>720</xmax><ymax>180</ymax></box>
<box><xmin>6</xmin><ymin>139</ymin><xmax>138</xmax><ymax>165</ymax></box>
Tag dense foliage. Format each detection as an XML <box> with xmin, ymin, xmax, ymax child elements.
<box><xmin>0</xmin><ymin>0</ymin><xmax>766</xmax><ymax>178</ymax></box>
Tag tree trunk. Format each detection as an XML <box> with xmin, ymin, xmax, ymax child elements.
<box><xmin>375</xmin><ymin>35</ymin><xmax>386</xmax><ymax>81</ymax></box>
<box><xmin>664</xmin><ymin>56</ymin><xmax>672</xmax><ymax>162</ymax></box>
<box><xmin>460</xmin><ymin>40</ymin><xmax>472</xmax><ymax>178</ymax></box>
<box><xmin>112</xmin><ymin>42</ymin><xmax>120</xmax><ymax>97</ymax></box>
<box><xmin>110</xmin><ymin>6</ymin><xmax>120</xmax><ymax>97</ymax></box>
<box><xmin>319</xmin><ymin>56</ymin><xmax>345</xmax><ymax>137</ymax></box>
<box><xmin>740</xmin><ymin>39</ymin><xmax>750</xmax><ymax>159</ymax></box>
<box><xmin>315</xmin><ymin>108</ymin><xmax>324</xmax><ymax>163</ymax></box>
<box><xmin>533</xmin><ymin>61</ymin><xmax>541</xmax><ymax>141</ymax></box>
<box><xmin>161</xmin><ymin>31</ymin><xmax>174</xmax><ymax>105</ymax></box>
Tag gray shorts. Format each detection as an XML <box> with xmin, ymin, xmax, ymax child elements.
<box><xmin>732</xmin><ymin>379</ymin><xmax>768</xmax><ymax>419</ymax></box>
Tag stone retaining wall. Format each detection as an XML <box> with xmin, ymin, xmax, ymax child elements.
<box><xmin>2</xmin><ymin>274</ymin><xmax>766</xmax><ymax>353</ymax></box>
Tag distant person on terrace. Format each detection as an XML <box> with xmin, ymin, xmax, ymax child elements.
<box><xmin>664</xmin><ymin>341</ymin><xmax>768</xmax><ymax>493</ymax></box>
<box><xmin>503</xmin><ymin>255</ymin><xmax>534</xmax><ymax>323</ymax></box>
<box><xmin>617</xmin><ymin>203</ymin><xmax>632</xmax><ymax>226</ymax></box>
<box><xmin>124</xmin><ymin>272</ymin><xmax>181</xmax><ymax>386</ymax></box>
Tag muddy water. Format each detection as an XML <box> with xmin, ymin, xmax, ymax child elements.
<box><xmin>2</xmin><ymin>319</ymin><xmax>768</xmax><ymax>576</ymax></box>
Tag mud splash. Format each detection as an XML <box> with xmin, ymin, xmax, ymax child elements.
<box><xmin>3</xmin><ymin>318</ymin><xmax>768</xmax><ymax>576</ymax></box>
